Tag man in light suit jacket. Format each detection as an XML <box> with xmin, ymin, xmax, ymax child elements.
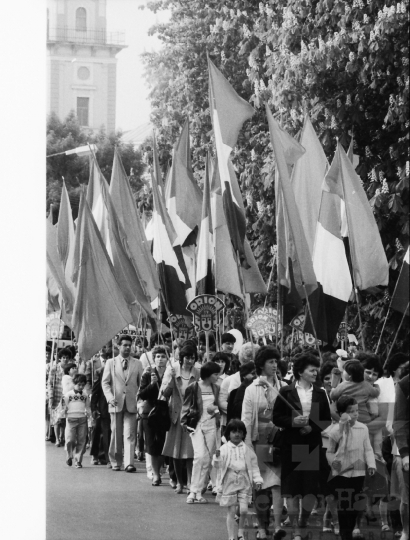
<box><xmin>102</xmin><ymin>334</ymin><xmax>143</xmax><ymax>472</ymax></box>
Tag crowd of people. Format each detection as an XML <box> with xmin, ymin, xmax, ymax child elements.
<box><xmin>46</xmin><ymin>331</ymin><xmax>409</xmax><ymax>540</ymax></box>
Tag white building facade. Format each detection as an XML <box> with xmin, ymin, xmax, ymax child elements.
<box><xmin>47</xmin><ymin>0</ymin><xmax>126</xmax><ymax>133</ymax></box>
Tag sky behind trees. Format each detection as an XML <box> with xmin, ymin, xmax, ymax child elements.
<box><xmin>107</xmin><ymin>0</ymin><xmax>170</xmax><ymax>132</ymax></box>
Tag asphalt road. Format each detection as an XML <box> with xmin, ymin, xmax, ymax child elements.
<box><xmin>46</xmin><ymin>443</ymin><xmax>388</xmax><ymax>540</ymax></box>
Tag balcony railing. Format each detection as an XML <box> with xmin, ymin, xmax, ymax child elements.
<box><xmin>47</xmin><ymin>27</ymin><xmax>126</xmax><ymax>46</ymax></box>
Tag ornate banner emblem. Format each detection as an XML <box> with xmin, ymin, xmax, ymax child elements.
<box><xmin>289</xmin><ymin>313</ymin><xmax>306</xmax><ymax>331</ymax></box>
<box><xmin>246</xmin><ymin>306</ymin><xmax>281</xmax><ymax>338</ymax></box>
<box><xmin>46</xmin><ymin>312</ymin><xmax>64</xmax><ymax>339</ymax></box>
<box><xmin>168</xmin><ymin>314</ymin><xmax>196</xmax><ymax>340</ymax></box>
<box><xmin>187</xmin><ymin>295</ymin><xmax>225</xmax><ymax>332</ymax></box>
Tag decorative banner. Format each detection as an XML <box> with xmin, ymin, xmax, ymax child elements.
<box><xmin>46</xmin><ymin>312</ymin><xmax>64</xmax><ymax>340</ymax></box>
<box><xmin>336</xmin><ymin>321</ymin><xmax>352</xmax><ymax>343</ymax></box>
<box><xmin>246</xmin><ymin>306</ymin><xmax>281</xmax><ymax>338</ymax></box>
<box><xmin>289</xmin><ymin>313</ymin><xmax>306</xmax><ymax>331</ymax></box>
<box><xmin>168</xmin><ymin>314</ymin><xmax>196</xmax><ymax>340</ymax></box>
<box><xmin>115</xmin><ymin>325</ymin><xmax>137</xmax><ymax>340</ymax></box>
<box><xmin>293</xmin><ymin>329</ymin><xmax>323</xmax><ymax>346</ymax></box>
<box><xmin>187</xmin><ymin>295</ymin><xmax>226</xmax><ymax>332</ymax></box>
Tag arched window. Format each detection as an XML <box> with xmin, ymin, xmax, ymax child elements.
<box><xmin>76</xmin><ymin>8</ymin><xmax>87</xmax><ymax>31</ymax></box>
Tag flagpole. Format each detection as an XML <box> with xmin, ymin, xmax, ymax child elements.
<box><xmin>276</xmin><ymin>262</ymin><xmax>280</xmax><ymax>349</ymax></box>
<box><xmin>337</xmin><ymin>143</ymin><xmax>366</xmax><ymax>351</ymax></box>
<box><xmin>112</xmin><ymin>338</ymin><xmax>117</xmax><ymax>459</ymax></box>
<box><xmin>280</xmin><ymin>304</ymin><xmax>284</xmax><ymax>358</ymax></box>
<box><xmin>376</xmin><ymin>306</ymin><xmax>392</xmax><ymax>355</ymax></box>
<box><xmin>383</xmin><ymin>303</ymin><xmax>409</xmax><ymax>367</ymax></box>
<box><xmin>236</xmin><ymin>250</ymin><xmax>254</xmax><ymax>354</ymax></box>
<box><xmin>264</xmin><ymin>254</ymin><xmax>276</xmax><ymax>308</ymax></box>
<box><xmin>302</xmin><ymin>282</ymin><xmax>323</xmax><ymax>362</ymax></box>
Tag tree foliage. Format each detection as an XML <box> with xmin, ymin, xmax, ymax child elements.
<box><xmin>46</xmin><ymin>111</ymin><xmax>146</xmax><ymax>220</ymax></box>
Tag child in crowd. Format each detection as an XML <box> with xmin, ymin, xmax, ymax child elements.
<box><xmin>62</xmin><ymin>363</ymin><xmax>77</xmax><ymax>394</ymax></box>
<box><xmin>327</xmin><ymin>396</ymin><xmax>376</xmax><ymax>540</ymax></box>
<box><xmin>213</xmin><ymin>419</ymin><xmax>263</xmax><ymax>540</ymax></box>
<box><xmin>64</xmin><ymin>374</ymin><xmax>91</xmax><ymax>468</ymax></box>
<box><xmin>330</xmin><ymin>360</ymin><xmax>380</xmax><ymax>424</ymax></box>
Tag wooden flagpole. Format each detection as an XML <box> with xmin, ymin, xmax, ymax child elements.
<box><xmin>236</xmin><ymin>250</ymin><xmax>254</xmax><ymax>355</ymax></box>
<box><xmin>337</xmin><ymin>144</ymin><xmax>366</xmax><ymax>351</ymax></box>
<box><xmin>376</xmin><ymin>306</ymin><xmax>392</xmax><ymax>355</ymax></box>
<box><xmin>383</xmin><ymin>303</ymin><xmax>409</xmax><ymax>367</ymax></box>
<box><xmin>264</xmin><ymin>254</ymin><xmax>276</xmax><ymax>308</ymax></box>
<box><xmin>302</xmin><ymin>282</ymin><xmax>323</xmax><ymax>362</ymax></box>
<box><xmin>111</xmin><ymin>338</ymin><xmax>117</xmax><ymax>457</ymax></box>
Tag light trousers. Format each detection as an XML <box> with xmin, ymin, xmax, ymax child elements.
<box><xmin>65</xmin><ymin>417</ymin><xmax>88</xmax><ymax>463</ymax></box>
<box><xmin>109</xmin><ymin>409</ymin><xmax>136</xmax><ymax>468</ymax></box>
<box><xmin>190</xmin><ymin>419</ymin><xmax>217</xmax><ymax>495</ymax></box>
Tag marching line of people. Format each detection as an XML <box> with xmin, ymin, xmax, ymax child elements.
<box><xmin>46</xmin><ymin>334</ymin><xmax>409</xmax><ymax>540</ymax></box>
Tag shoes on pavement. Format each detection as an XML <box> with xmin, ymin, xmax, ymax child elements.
<box><xmin>333</xmin><ymin>522</ymin><xmax>340</xmax><ymax>535</ymax></box>
<box><xmin>125</xmin><ymin>465</ymin><xmax>136</xmax><ymax>473</ymax></box>
<box><xmin>273</xmin><ymin>529</ymin><xmax>287</xmax><ymax>540</ymax></box>
<box><xmin>91</xmin><ymin>457</ymin><xmax>99</xmax><ymax>465</ymax></box>
<box><xmin>207</xmin><ymin>481</ymin><xmax>213</xmax><ymax>491</ymax></box>
<box><xmin>169</xmin><ymin>479</ymin><xmax>177</xmax><ymax>489</ymax></box>
<box><xmin>152</xmin><ymin>479</ymin><xmax>161</xmax><ymax>486</ymax></box>
<box><xmin>66</xmin><ymin>458</ymin><xmax>72</xmax><ymax>467</ymax></box>
<box><xmin>74</xmin><ymin>460</ymin><xmax>82</xmax><ymax>469</ymax></box>
<box><xmin>112</xmin><ymin>466</ymin><xmax>121</xmax><ymax>471</ymax></box>
<box><xmin>55</xmin><ymin>441</ymin><xmax>61</xmax><ymax>447</ymax></box>
<box><xmin>174</xmin><ymin>484</ymin><xmax>183</xmax><ymax>494</ymax></box>
<box><xmin>106</xmin><ymin>463</ymin><xmax>112</xmax><ymax>469</ymax></box>
<box><xmin>186</xmin><ymin>495</ymin><xmax>195</xmax><ymax>504</ymax></box>
<box><xmin>194</xmin><ymin>497</ymin><xmax>208</xmax><ymax>504</ymax></box>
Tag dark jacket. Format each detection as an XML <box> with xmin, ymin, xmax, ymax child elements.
<box><xmin>393</xmin><ymin>374</ymin><xmax>409</xmax><ymax>459</ymax></box>
<box><xmin>91</xmin><ymin>367</ymin><xmax>109</xmax><ymax>419</ymax></box>
<box><xmin>227</xmin><ymin>377</ymin><xmax>253</xmax><ymax>425</ymax></box>
<box><xmin>181</xmin><ymin>381</ymin><xmax>220</xmax><ymax>430</ymax></box>
<box><xmin>138</xmin><ymin>368</ymin><xmax>164</xmax><ymax>415</ymax></box>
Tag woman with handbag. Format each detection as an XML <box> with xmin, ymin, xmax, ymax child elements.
<box><xmin>241</xmin><ymin>346</ymin><xmax>287</xmax><ymax>540</ymax></box>
<box><xmin>138</xmin><ymin>346</ymin><xmax>169</xmax><ymax>486</ymax></box>
<box><xmin>160</xmin><ymin>345</ymin><xmax>200</xmax><ymax>494</ymax></box>
<box><xmin>181</xmin><ymin>361</ymin><xmax>221</xmax><ymax>504</ymax></box>
<box><xmin>272</xmin><ymin>353</ymin><xmax>332</xmax><ymax>540</ymax></box>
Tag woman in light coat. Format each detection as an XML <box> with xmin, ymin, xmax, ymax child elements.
<box><xmin>160</xmin><ymin>345</ymin><xmax>200</xmax><ymax>493</ymax></box>
<box><xmin>242</xmin><ymin>346</ymin><xmax>287</xmax><ymax>540</ymax></box>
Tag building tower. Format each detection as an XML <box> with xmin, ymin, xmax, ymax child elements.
<box><xmin>47</xmin><ymin>0</ymin><xmax>126</xmax><ymax>133</ymax></box>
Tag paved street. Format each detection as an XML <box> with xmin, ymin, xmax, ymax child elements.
<box><xmin>47</xmin><ymin>443</ymin><xmax>389</xmax><ymax>540</ymax></box>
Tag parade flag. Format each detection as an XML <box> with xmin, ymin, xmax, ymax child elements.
<box><xmin>391</xmin><ymin>247</ymin><xmax>409</xmax><ymax>314</ymax></box>
<box><xmin>71</xmin><ymin>192</ymin><xmax>133</xmax><ymax>360</ymax></box>
<box><xmin>304</xmin><ymin>186</ymin><xmax>353</xmax><ymax>344</ymax></box>
<box><xmin>211</xmin><ymin>157</ymin><xmax>267</xmax><ymax>297</ymax></box>
<box><xmin>208</xmin><ymin>57</ymin><xmax>255</xmax><ymax>267</ymax></box>
<box><xmin>196</xmin><ymin>154</ymin><xmax>215</xmax><ymax>295</ymax></box>
<box><xmin>109</xmin><ymin>148</ymin><xmax>159</xmax><ymax>304</ymax></box>
<box><xmin>151</xmin><ymin>138</ymin><xmax>191</xmax><ymax>314</ymax></box>
<box><xmin>166</xmin><ymin>119</ymin><xmax>202</xmax><ymax>247</ymax></box>
<box><xmin>46</xmin><ymin>219</ymin><xmax>74</xmax><ymax>326</ymax></box>
<box><xmin>86</xmin><ymin>157</ymin><xmax>112</xmax><ymax>260</ymax></box>
<box><xmin>47</xmin><ymin>144</ymin><xmax>98</xmax><ymax>158</ymax></box>
<box><xmin>325</xmin><ymin>142</ymin><xmax>389</xmax><ymax>289</ymax></box>
<box><xmin>266</xmin><ymin>104</ymin><xmax>317</xmax><ymax>299</ymax></box>
<box><xmin>291</xmin><ymin>115</ymin><xmax>328</xmax><ymax>256</ymax></box>
<box><xmin>88</xmin><ymin>154</ymin><xmax>157</xmax><ymax>321</ymax></box>
<box><xmin>57</xmin><ymin>182</ymin><xmax>76</xmax><ymax>302</ymax></box>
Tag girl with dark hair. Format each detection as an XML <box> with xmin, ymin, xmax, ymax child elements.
<box><xmin>160</xmin><ymin>345</ymin><xmax>200</xmax><ymax>493</ymax></box>
<box><xmin>181</xmin><ymin>361</ymin><xmax>221</xmax><ymax>504</ymax></box>
<box><xmin>213</xmin><ymin>419</ymin><xmax>263</xmax><ymax>540</ymax></box>
<box><xmin>213</xmin><ymin>351</ymin><xmax>231</xmax><ymax>385</ymax></box>
<box><xmin>272</xmin><ymin>353</ymin><xmax>332</xmax><ymax>540</ymax></box>
<box><xmin>242</xmin><ymin>346</ymin><xmax>287</xmax><ymax>540</ymax></box>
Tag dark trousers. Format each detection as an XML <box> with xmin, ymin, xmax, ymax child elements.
<box><xmin>330</xmin><ymin>475</ymin><xmax>365</xmax><ymax>540</ymax></box>
<box><xmin>90</xmin><ymin>416</ymin><xmax>111</xmax><ymax>463</ymax></box>
<box><xmin>136</xmin><ymin>418</ymin><xmax>145</xmax><ymax>454</ymax></box>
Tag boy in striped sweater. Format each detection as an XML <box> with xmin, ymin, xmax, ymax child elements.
<box><xmin>63</xmin><ymin>374</ymin><xmax>91</xmax><ymax>468</ymax></box>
